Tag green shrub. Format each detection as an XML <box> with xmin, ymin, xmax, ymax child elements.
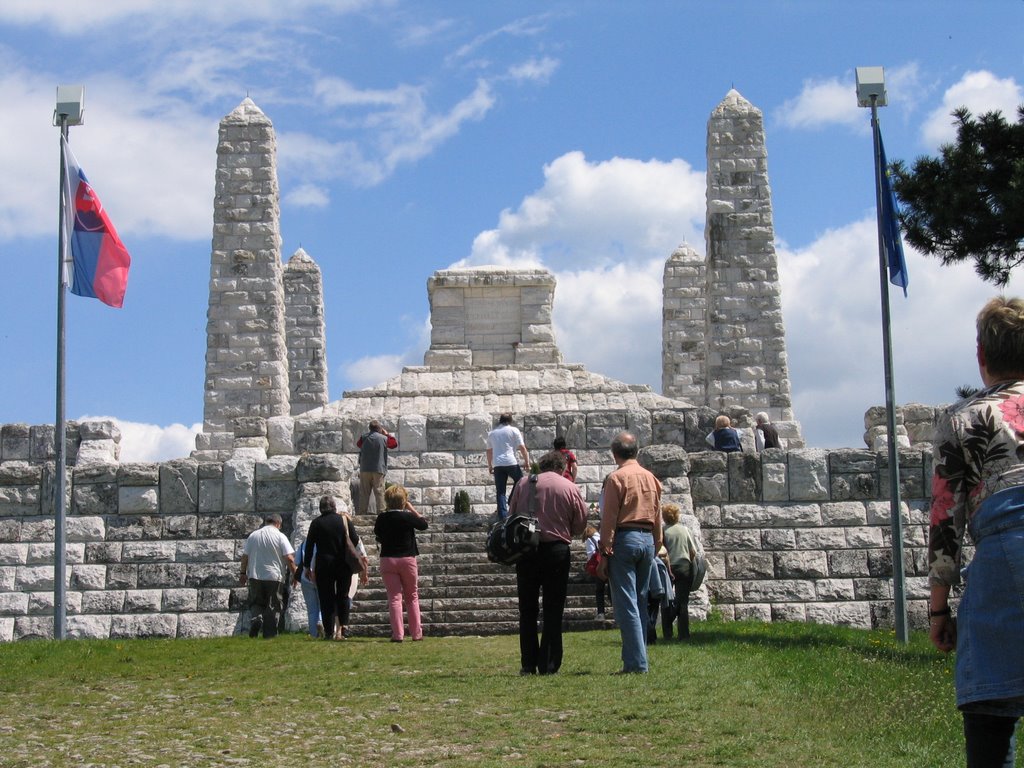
<box><xmin>454</xmin><ymin>489</ymin><xmax>471</xmax><ymax>514</ymax></box>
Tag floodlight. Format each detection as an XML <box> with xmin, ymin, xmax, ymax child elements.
<box><xmin>54</xmin><ymin>84</ymin><xmax>85</xmax><ymax>126</ymax></box>
<box><xmin>855</xmin><ymin>67</ymin><xmax>886</xmax><ymax>108</ymax></box>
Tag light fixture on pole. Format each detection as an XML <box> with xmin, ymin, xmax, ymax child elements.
<box><xmin>53</xmin><ymin>83</ymin><xmax>85</xmax><ymax>641</ymax></box>
<box><xmin>856</xmin><ymin>65</ymin><xmax>908</xmax><ymax>643</ymax></box>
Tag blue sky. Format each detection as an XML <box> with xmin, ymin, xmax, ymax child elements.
<box><xmin>2</xmin><ymin>1</ymin><xmax>1023</xmax><ymax>461</ymax></box>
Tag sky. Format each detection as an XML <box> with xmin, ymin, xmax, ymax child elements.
<box><xmin>2</xmin><ymin>1</ymin><xmax>1023</xmax><ymax>462</ymax></box>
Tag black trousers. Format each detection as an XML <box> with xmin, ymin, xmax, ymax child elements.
<box><xmin>314</xmin><ymin>557</ymin><xmax>353</xmax><ymax>635</ymax></box>
<box><xmin>963</xmin><ymin>711</ymin><xmax>1018</xmax><ymax>767</ymax></box>
<box><xmin>670</xmin><ymin>565</ymin><xmax>693</xmax><ymax>639</ymax></box>
<box><xmin>516</xmin><ymin>541</ymin><xmax>571</xmax><ymax>674</ymax></box>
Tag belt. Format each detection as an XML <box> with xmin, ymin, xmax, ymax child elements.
<box><xmin>616</xmin><ymin>525</ymin><xmax>653</xmax><ymax>533</ymax></box>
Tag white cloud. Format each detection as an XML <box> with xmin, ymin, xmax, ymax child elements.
<box><xmin>340</xmin><ymin>354</ymin><xmax>408</xmax><ymax>390</ymax></box>
<box><xmin>287</xmin><ymin>78</ymin><xmax>496</xmax><ymax>186</ymax></box>
<box><xmin>507</xmin><ymin>56</ymin><xmax>559</xmax><ymax>84</ymax></box>
<box><xmin>552</xmin><ymin>261</ymin><xmax>664</xmax><ymax>389</ymax></box>
<box><xmin>778</xmin><ymin>216</ymin><xmax>1024</xmax><ymax>448</ymax></box>
<box><xmin>284</xmin><ymin>183</ymin><xmax>330</xmax><ymax>209</ymax></box>
<box><xmin>0</xmin><ymin>63</ymin><xmax>215</xmax><ymax>241</ymax></box>
<box><xmin>447</xmin><ymin>13</ymin><xmax>555</xmax><ymax>65</ymax></box>
<box><xmin>775</xmin><ymin>76</ymin><xmax>862</xmax><ymax>130</ymax></box>
<box><xmin>80</xmin><ymin>417</ymin><xmax>201</xmax><ymax>463</ymax></box>
<box><xmin>775</xmin><ymin>63</ymin><xmax>924</xmax><ymax>132</ymax></box>
<box><xmin>457</xmin><ymin>151</ymin><xmax>705</xmax><ymax>270</ymax></box>
<box><xmin>0</xmin><ymin>0</ymin><xmax>376</xmax><ymax>33</ymax></box>
<box><xmin>921</xmin><ymin>70</ymin><xmax>1023</xmax><ymax>148</ymax></box>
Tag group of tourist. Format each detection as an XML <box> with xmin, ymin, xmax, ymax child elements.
<box><xmin>705</xmin><ymin>412</ymin><xmax>780</xmax><ymax>453</ymax></box>
<box><xmin>243</xmin><ymin>294</ymin><xmax>1024</xmax><ymax>763</ymax></box>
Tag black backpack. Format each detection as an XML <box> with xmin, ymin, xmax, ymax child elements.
<box><xmin>485</xmin><ymin>475</ymin><xmax>540</xmax><ymax>565</ymax></box>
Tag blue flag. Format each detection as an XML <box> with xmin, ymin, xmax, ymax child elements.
<box><xmin>878</xmin><ymin>130</ymin><xmax>908</xmax><ymax>296</ymax></box>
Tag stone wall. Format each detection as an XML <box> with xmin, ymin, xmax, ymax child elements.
<box><xmin>423</xmin><ymin>269</ymin><xmax>562</xmax><ymax>367</ymax></box>
<box><xmin>0</xmin><ymin>417</ymin><xmax>934</xmax><ymax>640</ymax></box>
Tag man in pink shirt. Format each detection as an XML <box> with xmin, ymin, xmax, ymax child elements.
<box><xmin>508</xmin><ymin>450</ymin><xmax>589</xmax><ymax>675</ymax></box>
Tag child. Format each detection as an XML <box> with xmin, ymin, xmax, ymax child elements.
<box><xmin>582</xmin><ymin>524</ymin><xmax>609</xmax><ymax>619</ymax></box>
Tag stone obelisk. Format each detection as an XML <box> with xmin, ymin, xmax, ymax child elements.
<box><xmin>703</xmin><ymin>89</ymin><xmax>796</xmax><ymax>426</ymax></box>
<box><xmin>194</xmin><ymin>98</ymin><xmax>290</xmax><ymax>459</ymax></box>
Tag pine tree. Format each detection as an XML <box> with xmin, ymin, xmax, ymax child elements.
<box><xmin>891</xmin><ymin>106</ymin><xmax>1024</xmax><ymax>286</ymax></box>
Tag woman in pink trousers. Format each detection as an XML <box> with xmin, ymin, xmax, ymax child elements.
<box><xmin>374</xmin><ymin>484</ymin><xmax>428</xmax><ymax>642</ymax></box>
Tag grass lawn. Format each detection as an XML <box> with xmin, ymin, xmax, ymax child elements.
<box><xmin>0</xmin><ymin>619</ymin><xmax>968</xmax><ymax>767</ymax></box>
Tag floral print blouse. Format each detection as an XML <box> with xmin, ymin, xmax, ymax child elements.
<box><xmin>929</xmin><ymin>380</ymin><xmax>1024</xmax><ymax>587</ymax></box>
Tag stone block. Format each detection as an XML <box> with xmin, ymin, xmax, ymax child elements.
<box><xmin>162</xmin><ymin>589</ymin><xmax>199</xmax><ymax>612</ymax></box>
<box><xmin>138</xmin><ymin>563</ymin><xmax>187</xmax><ymax>588</ymax></box>
<box><xmin>774</xmin><ymin>551</ymin><xmax>828</xmax><ymax>579</ymax></box>
<box><xmin>119</xmin><ymin>486</ymin><xmax>159</xmax><ymax>514</ymax></box>
<box><xmin>160</xmin><ymin>460</ymin><xmax>199</xmax><ymax>515</ymax></box>
<box><xmin>178</xmin><ymin>612</ymin><xmax>238</xmax><ymax>638</ymax></box>
<box><xmin>400</xmin><ymin>415</ymin><xmax>429</xmax><ymax>453</ymax></box>
<box><xmin>787</xmin><ymin>450</ymin><xmax>829</xmax><ymax>501</ymax></box>
<box><xmin>426</xmin><ymin>416</ymin><xmax>464</xmax><ymax>451</ymax></box>
<box><xmin>124</xmin><ymin>590</ymin><xmax>162</xmax><ymax>612</ymax></box>
<box><xmin>86</xmin><ymin>543</ymin><xmax>123</xmax><ymax>565</ymax></box>
<box><xmin>296</xmin><ymin>453</ymin><xmax>348</xmax><ymax>483</ymax></box>
<box><xmin>82</xmin><ymin>590</ymin><xmax>126</xmax><ymax>614</ymax></box>
<box><xmin>164</xmin><ymin>515</ymin><xmax>197</xmax><ymax>538</ymax></box>
<box><xmin>827</xmin><ymin>549</ymin><xmax>868</xmax><ymax>578</ymax></box>
<box><xmin>122</xmin><ymin>541</ymin><xmax>176</xmax><ymax>563</ymax></box>
<box><xmin>109</xmin><ymin>614</ymin><xmax>178</xmax><ymax>639</ymax></box>
<box><xmin>66</xmin><ymin>615</ymin><xmax>112</xmax><ymax>640</ymax></box>
<box><xmin>13</xmin><ymin>616</ymin><xmax>53</xmax><ymax>640</ymax></box>
<box><xmin>22</xmin><ymin>519</ymin><xmax>55</xmax><ymax>542</ymax></box>
<box><xmin>70</xmin><ymin>565</ymin><xmax>108</xmax><ymax>590</ymax></box>
<box><xmin>1</xmin><ymin>424</ymin><xmax>31</xmax><ymax>460</ymax></box>
<box><xmin>805</xmin><ymin>602</ymin><xmax>872</xmax><ymax>629</ymax></box>
<box><xmin>224</xmin><ymin>457</ymin><xmax>256</xmax><ymax>512</ymax></box>
<box><xmin>65</xmin><ymin>516</ymin><xmax>105</xmax><ymax>543</ymax></box>
<box><xmin>105</xmin><ymin>515</ymin><xmax>163</xmax><ymax>541</ymax></box>
<box><xmin>106</xmin><ymin>564</ymin><xmax>137</xmax><ymax>590</ymax></box>
<box><xmin>727</xmin><ymin>552</ymin><xmax>774</xmax><ymax>579</ymax></box>
<box><xmin>760</xmin><ymin>529</ymin><xmax>795</xmax><ymax>550</ymax></box>
<box><xmin>815</xmin><ymin>579</ymin><xmax>855</xmax><ymax>601</ymax></box>
<box><xmin>0</xmin><ymin>592</ymin><xmax>29</xmax><ymax>615</ymax></box>
<box><xmin>0</xmin><ymin>544</ymin><xmax>27</xmax><ymax>565</ymax></box>
<box><xmin>742</xmin><ymin>579</ymin><xmax>816</xmax><ymax>602</ymax></box>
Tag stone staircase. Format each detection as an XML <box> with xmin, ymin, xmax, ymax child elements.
<box><xmin>324</xmin><ymin>515</ymin><xmax>610</xmax><ymax>638</ymax></box>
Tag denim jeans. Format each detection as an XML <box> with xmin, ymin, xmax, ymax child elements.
<box><xmin>607</xmin><ymin>529</ymin><xmax>655</xmax><ymax>672</ymax></box>
<box><xmin>299</xmin><ymin>577</ymin><xmax>321</xmax><ymax>637</ymax></box>
<box><xmin>958</xmin><ymin>487</ymin><xmax>1024</xmax><ymax>708</ymax></box>
<box><xmin>494</xmin><ymin>464</ymin><xmax>524</xmax><ymax>519</ymax></box>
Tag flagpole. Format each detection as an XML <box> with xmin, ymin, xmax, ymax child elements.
<box><xmin>54</xmin><ymin>117</ymin><xmax>69</xmax><ymax>641</ymax></box>
<box><xmin>870</xmin><ymin>95</ymin><xmax>909</xmax><ymax>644</ymax></box>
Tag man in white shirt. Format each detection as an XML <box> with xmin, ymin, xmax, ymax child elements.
<box><xmin>240</xmin><ymin>513</ymin><xmax>296</xmax><ymax>639</ymax></box>
<box><xmin>486</xmin><ymin>413</ymin><xmax>530</xmax><ymax>520</ymax></box>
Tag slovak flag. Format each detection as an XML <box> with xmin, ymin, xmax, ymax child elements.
<box><xmin>61</xmin><ymin>136</ymin><xmax>131</xmax><ymax>308</ymax></box>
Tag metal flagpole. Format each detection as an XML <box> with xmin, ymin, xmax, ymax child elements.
<box><xmin>870</xmin><ymin>95</ymin><xmax>909</xmax><ymax>643</ymax></box>
<box><xmin>54</xmin><ymin>117</ymin><xmax>69</xmax><ymax>640</ymax></box>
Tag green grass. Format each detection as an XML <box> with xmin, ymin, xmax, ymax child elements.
<box><xmin>0</xmin><ymin>619</ymin><xmax>969</xmax><ymax>767</ymax></box>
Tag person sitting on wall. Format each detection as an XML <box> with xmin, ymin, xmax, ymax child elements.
<box><xmin>754</xmin><ymin>412</ymin><xmax>781</xmax><ymax>452</ymax></box>
<box><xmin>705</xmin><ymin>415</ymin><xmax>743</xmax><ymax>453</ymax></box>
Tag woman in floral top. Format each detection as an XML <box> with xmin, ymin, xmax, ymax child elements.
<box><xmin>929</xmin><ymin>296</ymin><xmax>1024</xmax><ymax>767</ymax></box>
